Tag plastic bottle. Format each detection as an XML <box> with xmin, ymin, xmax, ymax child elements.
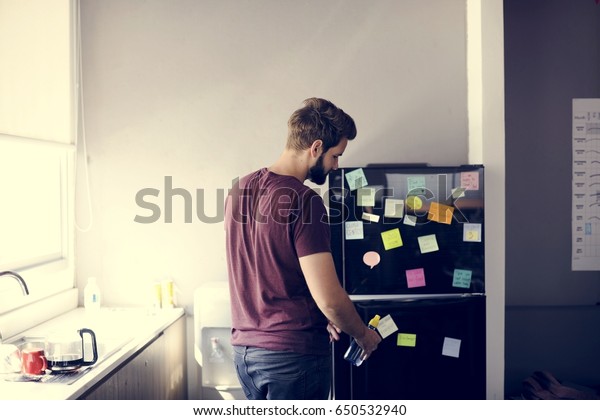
<box><xmin>209</xmin><ymin>337</ymin><xmax>224</xmax><ymax>364</ymax></box>
<box><xmin>84</xmin><ymin>277</ymin><xmax>101</xmax><ymax>312</ymax></box>
<box><xmin>343</xmin><ymin>314</ymin><xmax>380</xmax><ymax>367</ymax></box>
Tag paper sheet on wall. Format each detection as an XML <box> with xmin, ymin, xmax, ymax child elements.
<box><xmin>572</xmin><ymin>98</ymin><xmax>600</xmax><ymax>270</ymax></box>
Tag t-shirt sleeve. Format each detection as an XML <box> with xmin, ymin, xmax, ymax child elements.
<box><xmin>293</xmin><ymin>189</ymin><xmax>331</xmax><ymax>258</ymax></box>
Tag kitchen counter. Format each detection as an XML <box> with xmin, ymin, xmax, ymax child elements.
<box><xmin>0</xmin><ymin>307</ymin><xmax>185</xmax><ymax>400</ymax></box>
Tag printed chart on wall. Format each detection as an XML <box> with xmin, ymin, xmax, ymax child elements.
<box><xmin>572</xmin><ymin>98</ymin><xmax>600</xmax><ymax>270</ymax></box>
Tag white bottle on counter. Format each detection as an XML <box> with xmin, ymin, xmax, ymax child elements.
<box><xmin>84</xmin><ymin>277</ymin><xmax>101</xmax><ymax>312</ymax></box>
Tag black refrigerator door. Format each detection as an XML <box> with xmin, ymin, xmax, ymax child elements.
<box><xmin>328</xmin><ymin>165</ymin><xmax>484</xmax><ymax>296</ymax></box>
<box><xmin>333</xmin><ymin>296</ymin><xmax>486</xmax><ymax>400</ymax></box>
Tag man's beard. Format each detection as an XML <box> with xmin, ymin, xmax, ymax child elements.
<box><xmin>308</xmin><ymin>155</ymin><xmax>327</xmax><ymax>185</ymax></box>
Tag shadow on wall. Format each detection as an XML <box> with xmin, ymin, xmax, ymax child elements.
<box><xmin>505</xmin><ymin>305</ymin><xmax>600</xmax><ymax>398</ymax></box>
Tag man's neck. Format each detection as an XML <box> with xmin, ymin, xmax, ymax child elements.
<box><xmin>268</xmin><ymin>149</ymin><xmax>309</xmax><ymax>183</ymax></box>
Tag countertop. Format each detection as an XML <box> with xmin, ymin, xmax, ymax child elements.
<box><xmin>0</xmin><ymin>306</ymin><xmax>185</xmax><ymax>400</ymax></box>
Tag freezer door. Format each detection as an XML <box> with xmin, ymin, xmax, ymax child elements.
<box><xmin>332</xmin><ymin>296</ymin><xmax>486</xmax><ymax>400</ymax></box>
<box><xmin>328</xmin><ymin>165</ymin><xmax>485</xmax><ymax>296</ymax></box>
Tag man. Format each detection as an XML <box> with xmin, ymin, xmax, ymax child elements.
<box><xmin>224</xmin><ymin>98</ymin><xmax>381</xmax><ymax>400</ymax></box>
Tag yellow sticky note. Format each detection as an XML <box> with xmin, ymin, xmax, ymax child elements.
<box><xmin>381</xmin><ymin>228</ymin><xmax>403</xmax><ymax>250</ymax></box>
<box><xmin>427</xmin><ymin>202</ymin><xmax>455</xmax><ymax>225</ymax></box>
<box><xmin>397</xmin><ymin>333</ymin><xmax>417</xmax><ymax>347</ymax></box>
<box><xmin>406</xmin><ymin>195</ymin><xmax>423</xmax><ymax>210</ymax></box>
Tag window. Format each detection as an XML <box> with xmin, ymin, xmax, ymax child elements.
<box><xmin>0</xmin><ymin>138</ymin><xmax>75</xmax><ymax>313</ymax></box>
<box><xmin>0</xmin><ymin>0</ymin><xmax>77</xmax><ymax>315</ymax></box>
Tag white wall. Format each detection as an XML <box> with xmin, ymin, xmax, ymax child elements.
<box><xmin>76</xmin><ymin>0</ymin><xmax>503</xmax><ymax>399</ymax></box>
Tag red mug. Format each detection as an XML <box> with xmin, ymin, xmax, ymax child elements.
<box><xmin>21</xmin><ymin>348</ymin><xmax>47</xmax><ymax>375</ymax></box>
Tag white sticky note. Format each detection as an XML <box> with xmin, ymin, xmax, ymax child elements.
<box><xmin>345</xmin><ymin>168</ymin><xmax>368</xmax><ymax>191</ymax></box>
<box><xmin>362</xmin><ymin>212</ymin><xmax>380</xmax><ymax>223</ymax></box>
<box><xmin>403</xmin><ymin>215</ymin><xmax>417</xmax><ymax>226</ymax></box>
<box><xmin>384</xmin><ymin>199</ymin><xmax>404</xmax><ymax>218</ymax></box>
<box><xmin>377</xmin><ymin>314</ymin><xmax>399</xmax><ymax>339</ymax></box>
<box><xmin>345</xmin><ymin>221</ymin><xmax>364</xmax><ymax>240</ymax></box>
<box><xmin>442</xmin><ymin>337</ymin><xmax>461</xmax><ymax>358</ymax></box>
<box><xmin>418</xmin><ymin>234</ymin><xmax>439</xmax><ymax>253</ymax></box>
<box><xmin>463</xmin><ymin>223</ymin><xmax>482</xmax><ymax>242</ymax></box>
<box><xmin>357</xmin><ymin>187</ymin><xmax>376</xmax><ymax>207</ymax></box>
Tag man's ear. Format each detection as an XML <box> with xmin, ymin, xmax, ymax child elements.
<box><xmin>310</xmin><ymin>139</ymin><xmax>323</xmax><ymax>157</ymax></box>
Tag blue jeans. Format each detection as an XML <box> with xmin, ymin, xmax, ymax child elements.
<box><xmin>233</xmin><ymin>345</ymin><xmax>332</xmax><ymax>400</ymax></box>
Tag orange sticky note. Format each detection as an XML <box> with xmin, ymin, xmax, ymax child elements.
<box><xmin>427</xmin><ymin>202</ymin><xmax>454</xmax><ymax>224</ymax></box>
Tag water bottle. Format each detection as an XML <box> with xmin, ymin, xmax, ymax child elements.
<box><xmin>343</xmin><ymin>314</ymin><xmax>380</xmax><ymax>366</ymax></box>
<box><xmin>84</xmin><ymin>277</ymin><xmax>101</xmax><ymax>313</ymax></box>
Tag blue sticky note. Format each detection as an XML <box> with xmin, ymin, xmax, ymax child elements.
<box><xmin>453</xmin><ymin>269</ymin><xmax>472</xmax><ymax>288</ymax></box>
<box><xmin>407</xmin><ymin>176</ymin><xmax>426</xmax><ymax>194</ymax></box>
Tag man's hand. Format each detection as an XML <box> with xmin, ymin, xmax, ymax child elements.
<box><xmin>355</xmin><ymin>327</ymin><xmax>381</xmax><ymax>361</ymax></box>
<box><xmin>327</xmin><ymin>320</ymin><xmax>342</xmax><ymax>343</ymax></box>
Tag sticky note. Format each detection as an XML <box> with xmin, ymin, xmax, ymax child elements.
<box><xmin>357</xmin><ymin>187</ymin><xmax>376</xmax><ymax>207</ymax></box>
<box><xmin>461</xmin><ymin>171</ymin><xmax>479</xmax><ymax>190</ymax></box>
<box><xmin>407</xmin><ymin>176</ymin><xmax>426</xmax><ymax>194</ymax></box>
<box><xmin>451</xmin><ymin>187</ymin><xmax>466</xmax><ymax>199</ymax></box>
<box><xmin>362</xmin><ymin>212</ymin><xmax>380</xmax><ymax>223</ymax></box>
<box><xmin>463</xmin><ymin>223</ymin><xmax>482</xmax><ymax>242</ymax></box>
<box><xmin>406</xmin><ymin>268</ymin><xmax>426</xmax><ymax>288</ymax></box>
<box><xmin>397</xmin><ymin>333</ymin><xmax>417</xmax><ymax>347</ymax></box>
<box><xmin>363</xmin><ymin>251</ymin><xmax>381</xmax><ymax>269</ymax></box>
<box><xmin>442</xmin><ymin>337</ymin><xmax>461</xmax><ymax>358</ymax></box>
<box><xmin>403</xmin><ymin>215</ymin><xmax>417</xmax><ymax>226</ymax></box>
<box><xmin>345</xmin><ymin>168</ymin><xmax>368</xmax><ymax>191</ymax></box>
<box><xmin>418</xmin><ymin>234</ymin><xmax>439</xmax><ymax>253</ymax></box>
<box><xmin>453</xmin><ymin>269</ymin><xmax>472</xmax><ymax>288</ymax></box>
<box><xmin>384</xmin><ymin>199</ymin><xmax>404</xmax><ymax>218</ymax></box>
<box><xmin>406</xmin><ymin>195</ymin><xmax>423</xmax><ymax>210</ymax></box>
<box><xmin>381</xmin><ymin>228</ymin><xmax>403</xmax><ymax>250</ymax></box>
<box><xmin>345</xmin><ymin>221</ymin><xmax>364</xmax><ymax>240</ymax></box>
<box><xmin>377</xmin><ymin>315</ymin><xmax>399</xmax><ymax>339</ymax></box>
<box><xmin>427</xmin><ymin>202</ymin><xmax>455</xmax><ymax>224</ymax></box>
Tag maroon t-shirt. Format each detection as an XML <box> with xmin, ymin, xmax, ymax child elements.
<box><xmin>224</xmin><ymin>168</ymin><xmax>331</xmax><ymax>355</ymax></box>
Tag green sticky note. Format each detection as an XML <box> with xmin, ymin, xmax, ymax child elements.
<box><xmin>345</xmin><ymin>168</ymin><xmax>368</xmax><ymax>191</ymax></box>
<box><xmin>381</xmin><ymin>228</ymin><xmax>403</xmax><ymax>250</ymax></box>
<box><xmin>417</xmin><ymin>234</ymin><xmax>439</xmax><ymax>253</ymax></box>
<box><xmin>453</xmin><ymin>269</ymin><xmax>472</xmax><ymax>288</ymax></box>
<box><xmin>397</xmin><ymin>333</ymin><xmax>417</xmax><ymax>347</ymax></box>
<box><xmin>407</xmin><ymin>176</ymin><xmax>426</xmax><ymax>195</ymax></box>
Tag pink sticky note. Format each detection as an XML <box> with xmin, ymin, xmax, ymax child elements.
<box><xmin>406</xmin><ymin>268</ymin><xmax>426</xmax><ymax>288</ymax></box>
<box><xmin>460</xmin><ymin>171</ymin><xmax>479</xmax><ymax>190</ymax></box>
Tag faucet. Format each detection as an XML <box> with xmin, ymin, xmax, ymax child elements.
<box><xmin>0</xmin><ymin>271</ymin><xmax>29</xmax><ymax>295</ymax></box>
<box><xmin>0</xmin><ymin>271</ymin><xmax>29</xmax><ymax>343</ymax></box>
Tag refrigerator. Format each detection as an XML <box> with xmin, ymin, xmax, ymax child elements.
<box><xmin>327</xmin><ymin>164</ymin><xmax>486</xmax><ymax>400</ymax></box>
